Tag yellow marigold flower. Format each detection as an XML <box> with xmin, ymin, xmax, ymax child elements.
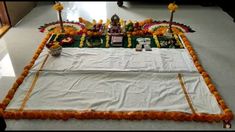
<box><xmin>168</xmin><ymin>3</ymin><xmax>178</xmax><ymax>12</ymax></box>
<box><xmin>53</xmin><ymin>3</ymin><xmax>64</xmax><ymax>11</ymax></box>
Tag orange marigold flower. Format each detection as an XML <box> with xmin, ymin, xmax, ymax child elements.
<box><xmin>192</xmin><ymin>55</ymin><xmax>198</xmax><ymax>61</ymax></box>
<box><xmin>3</xmin><ymin>98</ymin><xmax>11</xmax><ymax>106</ymax></box>
<box><xmin>33</xmin><ymin>54</ymin><xmax>39</xmax><ymax>60</ymax></box>
<box><xmin>61</xmin><ymin>113</ymin><xmax>69</xmax><ymax>121</ymax></box>
<box><xmin>21</xmin><ymin>70</ymin><xmax>29</xmax><ymax>77</ymax></box>
<box><xmin>213</xmin><ymin>91</ymin><xmax>221</xmax><ymax>100</ymax></box>
<box><xmin>6</xmin><ymin>94</ymin><xmax>13</xmax><ymax>100</ymax></box>
<box><xmin>29</xmin><ymin>62</ymin><xmax>35</xmax><ymax>67</ymax></box>
<box><xmin>194</xmin><ymin>61</ymin><xmax>201</xmax><ymax>67</ymax></box>
<box><xmin>219</xmin><ymin>99</ymin><xmax>224</xmax><ymax>104</ymax></box>
<box><xmin>82</xmin><ymin>29</ymin><xmax>87</xmax><ymax>33</ymax></box>
<box><xmin>197</xmin><ymin>66</ymin><xmax>204</xmax><ymax>73</ymax></box>
<box><xmin>139</xmin><ymin>30</ymin><xmax>144</xmax><ymax>36</ymax></box>
<box><xmin>224</xmin><ymin>109</ymin><xmax>232</xmax><ymax>113</ymax></box>
<box><xmin>222</xmin><ymin>112</ymin><xmax>233</xmax><ymax>120</ymax></box>
<box><xmin>192</xmin><ymin>114</ymin><xmax>201</xmax><ymax>121</ymax></box>
<box><xmin>208</xmin><ymin>84</ymin><xmax>216</xmax><ymax>92</ymax></box>
<box><xmin>36</xmin><ymin>49</ymin><xmax>42</xmax><ymax>55</ymax></box>
<box><xmin>41</xmin><ymin>40</ymin><xmax>47</xmax><ymax>44</ymax></box>
<box><xmin>158</xmin><ymin>112</ymin><xmax>165</xmax><ymax>120</ymax></box>
<box><xmin>24</xmin><ymin>65</ymin><xmax>31</xmax><ymax>70</ymax></box>
<box><xmin>39</xmin><ymin>45</ymin><xmax>45</xmax><ymax>50</ymax></box>
<box><xmin>164</xmin><ymin>112</ymin><xmax>172</xmax><ymax>120</ymax></box>
<box><xmin>185</xmin><ymin>45</ymin><xmax>190</xmax><ymax>49</ymax></box>
<box><xmin>132</xmin><ymin>32</ymin><xmax>137</xmax><ymax>36</ymax></box>
<box><xmin>189</xmin><ymin>50</ymin><xmax>195</xmax><ymax>55</ymax></box>
<box><xmin>204</xmin><ymin>77</ymin><xmax>211</xmax><ymax>85</ymax></box>
<box><xmin>205</xmin><ymin>115</ymin><xmax>214</xmax><ymax>123</ymax></box>
<box><xmin>171</xmin><ymin>112</ymin><xmax>180</xmax><ymax>121</ymax></box>
<box><xmin>182</xmin><ymin>37</ymin><xmax>187</xmax><ymax>42</ymax></box>
<box><xmin>17</xmin><ymin>111</ymin><xmax>23</xmax><ymax>118</ymax></box>
<box><xmin>69</xmin><ymin>31</ymin><xmax>76</xmax><ymax>35</ymax></box>
<box><xmin>221</xmin><ymin>103</ymin><xmax>228</xmax><ymax>110</ymax></box>
<box><xmin>7</xmin><ymin>89</ymin><xmax>15</xmax><ymax>99</ymax></box>
<box><xmin>8</xmin><ymin>88</ymin><xmax>15</xmax><ymax>95</ymax></box>
<box><xmin>44</xmin><ymin>35</ymin><xmax>51</xmax><ymax>41</ymax></box>
<box><xmin>12</xmin><ymin>82</ymin><xmax>19</xmax><ymax>90</ymax></box>
<box><xmin>16</xmin><ymin>76</ymin><xmax>25</xmax><ymax>85</ymax></box>
<box><xmin>201</xmin><ymin>72</ymin><xmax>209</xmax><ymax>77</ymax></box>
<box><xmin>3</xmin><ymin>112</ymin><xmax>10</xmax><ymax>118</ymax></box>
<box><xmin>212</xmin><ymin>115</ymin><xmax>222</xmax><ymax>122</ymax></box>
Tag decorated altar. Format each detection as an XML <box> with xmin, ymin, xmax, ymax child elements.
<box><xmin>0</xmin><ymin>2</ymin><xmax>233</xmax><ymax>129</ymax></box>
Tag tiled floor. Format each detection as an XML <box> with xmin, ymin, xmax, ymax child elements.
<box><xmin>0</xmin><ymin>2</ymin><xmax>235</xmax><ymax>130</ymax></box>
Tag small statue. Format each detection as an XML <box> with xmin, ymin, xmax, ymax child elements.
<box><xmin>109</xmin><ymin>14</ymin><xmax>122</xmax><ymax>33</ymax></box>
<box><xmin>108</xmin><ymin>14</ymin><xmax>124</xmax><ymax>47</ymax></box>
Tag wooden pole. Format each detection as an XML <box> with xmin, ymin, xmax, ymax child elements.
<box><xmin>169</xmin><ymin>11</ymin><xmax>174</xmax><ymax>33</ymax></box>
<box><xmin>58</xmin><ymin>10</ymin><xmax>65</xmax><ymax>33</ymax></box>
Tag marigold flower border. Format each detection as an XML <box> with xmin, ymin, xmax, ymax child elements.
<box><xmin>143</xmin><ymin>20</ymin><xmax>195</xmax><ymax>33</ymax></box>
<box><xmin>0</xmin><ymin>33</ymin><xmax>233</xmax><ymax>124</ymax></box>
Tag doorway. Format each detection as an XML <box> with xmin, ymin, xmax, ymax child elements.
<box><xmin>0</xmin><ymin>1</ymin><xmax>11</xmax><ymax>38</ymax></box>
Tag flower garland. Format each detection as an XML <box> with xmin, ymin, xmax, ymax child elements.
<box><xmin>79</xmin><ymin>33</ymin><xmax>86</xmax><ymax>48</ymax></box>
<box><xmin>2</xmin><ymin>108</ymin><xmax>225</xmax><ymax>123</ymax></box>
<box><xmin>49</xmin><ymin>25</ymin><xmax>77</xmax><ymax>34</ymax></box>
<box><xmin>153</xmin><ymin>34</ymin><xmax>161</xmax><ymax>48</ymax></box>
<box><xmin>38</xmin><ymin>21</ymin><xmax>85</xmax><ymax>33</ymax></box>
<box><xmin>127</xmin><ymin>34</ymin><xmax>132</xmax><ymax>48</ymax></box>
<box><xmin>173</xmin><ymin>34</ymin><xmax>184</xmax><ymax>48</ymax></box>
<box><xmin>150</xmin><ymin>26</ymin><xmax>183</xmax><ymax>35</ymax></box>
<box><xmin>179</xmin><ymin>34</ymin><xmax>233</xmax><ymax>121</ymax></box>
<box><xmin>143</xmin><ymin>21</ymin><xmax>195</xmax><ymax>33</ymax></box>
<box><xmin>105</xmin><ymin>34</ymin><xmax>110</xmax><ymax>48</ymax></box>
<box><xmin>0</xmin><ymin>32</ymin><xmax>52</xmax><ymax>111</ymax></box>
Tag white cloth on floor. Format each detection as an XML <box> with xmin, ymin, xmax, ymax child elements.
<box><xmin>7</xmin><ymin>71</ymin><xmax>222</xmax><ymax>114</ymax></box>
<box><xmin>6</xmin><ymin>47</ymin><xmax>222</xmax><ymax>115</ymax></box>
<box><xmin>31</xmin><ymin>48</ymin><xmax>197</xmax><ymax>73</ymax></box>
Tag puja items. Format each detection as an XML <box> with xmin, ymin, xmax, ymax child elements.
<box><xmin>46</xmin><ymin>41</ymin><xmax>62</xmax><ymax>56</ymax></box>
